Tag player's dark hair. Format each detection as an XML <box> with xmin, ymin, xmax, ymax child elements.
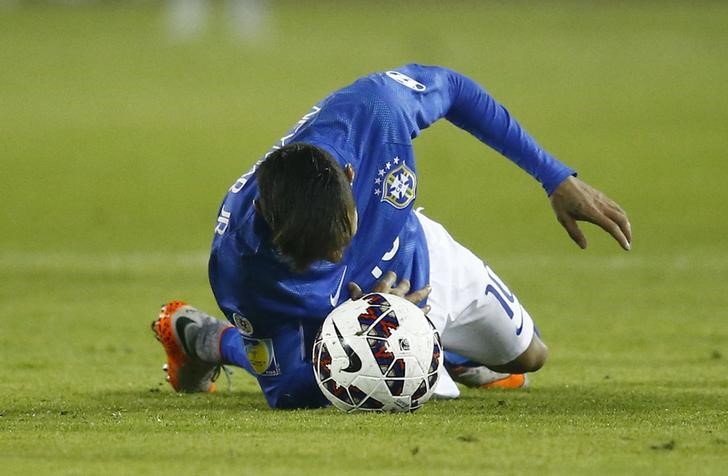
<box><xmin>256</xmin><ymin>143</ymin><xmax>356</xmax><ymax>272</ymax></box>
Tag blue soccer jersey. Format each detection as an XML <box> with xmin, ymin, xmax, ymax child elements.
<box><xmin>210</xmin><ymin>64</ymin><xmax>573</xmax><ymax>330</ymax></box>
<box><xmin>208</xmin><ymin>65</ymin><xmax>574</xmax><ymax>407</ymax></box>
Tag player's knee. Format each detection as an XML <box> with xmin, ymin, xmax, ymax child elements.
<box><xmin>496</xmin><ymin>349</ymin><xmax>547</xmax><ymax>374</ymax></box>
<box><xmin>492</xmin><ymin>336</ymin><xmax>548</xmax><ymax>374</ymax></box>
<box><xmin>519</xmin><ymin>345</ymin><xmax>548</xmax><ymax>373</ymax></box>
<box><xmin>514</xmin><ymin>336</ymin><xmax>548</xmax><ymax>373</ymax></box>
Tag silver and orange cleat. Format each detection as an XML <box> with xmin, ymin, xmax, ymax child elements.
<box><xmin>151</xmin><ymin>300</ymin><xmax>233</xmax><ymax>393</ymax></box>
<box><xmin>445</xmin><ymin>363</ymin><xmax>529</xmax><ymax>390</ymax></box>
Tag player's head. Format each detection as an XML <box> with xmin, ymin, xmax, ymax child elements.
<box><xmin>255</xmin><ymin>142</ymin><xmax>357</xmax><ymax>272</ymax></box>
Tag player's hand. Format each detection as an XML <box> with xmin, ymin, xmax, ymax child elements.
<box><xmin>347</xmin><ymin>271</ymin><xmax>432</xmax><ymax>314</ymax></box>
<box><xmin>550</xmin><ymin>176</ymin><xmax>632</xmax><ymax>251</ymax></box>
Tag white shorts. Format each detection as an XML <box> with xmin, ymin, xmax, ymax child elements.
<box><xmin>417</xmin><ymin>211</ymin><xmax>535</xmax><ymax>367</ymax></box>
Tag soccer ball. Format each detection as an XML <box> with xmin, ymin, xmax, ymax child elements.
<box><xmin>312</xmin><ymin>292</ymin><xmax>442</xmax><ymax>412</ymax></box>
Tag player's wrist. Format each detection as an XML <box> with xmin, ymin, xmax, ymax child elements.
<box><xmin>544</xmin><ymin>170</ymin><xmax>577</xmax><ymax>197</ymax></box>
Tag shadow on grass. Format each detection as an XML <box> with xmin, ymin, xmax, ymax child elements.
<box><xmin>106</xmin><ymin>387</ymin><xmax>271</xmax><ymax>411</ymax></box>
<box><xmin>451</xmin><ymin>381</ymin><xmax>728</xmax><ymax>419</ymax></box>
<box><xmin>4</xmin><ymin>380</ymin><xmax>725</xmax><ymax>423</ymax></box>
<box><xmin>1</xmin><ymin>388</ymin><xmax>270</xmax><ymax>419</ymax></box>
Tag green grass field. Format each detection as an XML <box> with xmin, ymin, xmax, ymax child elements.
<box><xmin>1</xmin><ymin>1</ymin><xmax>727</xmax><ymax>474</ymax></box>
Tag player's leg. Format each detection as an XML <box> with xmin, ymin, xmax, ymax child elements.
<box><xmin>416</xmin><ymin>211</ymin><xmax>545</xmax><ymax>386</ymax></box>
<box><xmin>152</xmin><ymin>300</ymin><xmax>328</xmax><ymax>408</ymax></box>
<box><xmin>219</xmin><ymin>320</ymin><xmax>330</xmax><ymax>409</ymax></box>
<box><xmin>438</xmin><ymin>261</ymin><xmax>546</xmax><ymax>375</ymax></box>
<box><xmin>152</xmin><ymin>300</ymin><xmax>236</xmax><ymax>392</ymax></box>
<box><xmin>485</xmin><ymin>330</ymin><xmax>547</xmax><ymax>374</ymax></box>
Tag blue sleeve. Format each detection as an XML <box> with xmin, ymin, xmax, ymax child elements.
<box><xmin>389</xmin><ymin>64</ymin><xmax>575</xmax><ymax>195</ymax></box>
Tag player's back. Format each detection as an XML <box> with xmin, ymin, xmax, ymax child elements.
<box><xmin>209</xmin><ymin>66</ymin><xmax>445</xmax><ymax>329</ymax></box>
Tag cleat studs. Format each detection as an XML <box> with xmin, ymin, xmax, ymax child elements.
<box><xmin>162</xmin><ymin>364</ymin><xmax>169</xmax><ymax>372</ymax></box>
<box><xmin>165</xmin><ymin>375</ymin><xmax>171</xmax><ymax>382</ymax></box>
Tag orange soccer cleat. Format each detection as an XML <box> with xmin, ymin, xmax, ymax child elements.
<box><xmin>152</xmin><ymin>300</ymin><xmax>232</xmax><ymax>393</ymax></box>
<box><xmin>445</xmin><ymin>363</ymin><xmax>529</xmax><ymax>390</ymax></box>
<box><xmin>479</xmin><ymin>372</ymin><xmax>528</xmax><ymax>389</ymax></box>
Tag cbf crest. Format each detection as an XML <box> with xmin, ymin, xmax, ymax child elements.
<box><xmin>232</xmin><ymin>312</ymin><xmax>254</xmax><ymax>336</ymax></box>
<box><xmin>374</xmin><ymin>157</ymin><xmax>417</xmax><ymax>209</ymax></box>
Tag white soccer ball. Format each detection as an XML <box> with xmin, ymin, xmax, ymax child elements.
<box><xmin>312</xmin><ymin>292</ymin><xmax>442</xmax><ymax>412</ymax></box>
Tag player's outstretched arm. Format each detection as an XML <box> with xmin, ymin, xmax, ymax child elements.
<box><xmin>347</xmin><ymin>272</ymin><xmax>432</xmax><ymax>315</ymax></box>
<box><xmin>549</xmin><ymin>176</ymin><xmax>632</xmax><ymax>251</ymax></box>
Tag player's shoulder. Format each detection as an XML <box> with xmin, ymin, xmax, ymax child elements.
<box><xmin>367</xmin><ymin>63</ymin><xmax>452</xmax><ymax>92</ymax></box>
<box><xmin>342</xmin><ymin>63</ymin><xmax>432</xmax><ymax>91</ymax></box>
<box><xmin>212</xmin><ymin>187</ymin><xmax>263</xmax><ymax>254</ymax></box>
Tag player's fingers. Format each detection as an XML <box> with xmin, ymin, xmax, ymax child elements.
<box><xmin>559</xmin><ymin>214</ymin><xmax>587</xmax><ymax>249</ymax></box>
<box><xmin>347</xmin><ymin>282</ymin><xmax>364</xmax><ymax>300</ymax></box>
<box><xmin>593</xmin><ymin>193</ymin><xmax>632</xmax><ymax>248</ymax></box>
<box><xmin>390</xmin><ymin>278</ymin><xmax>411</xmax><ymax>297</ymax></box>
<box><xmin>603</xmin><ymin>205</ymin><xmax>632</xmax><ymax>245</ymax></box>
<box><xmin>589</xmin><ymin>211</ymin><xmax>630</xmax><ymax>251</ymax></box>
<box><xmin>372</xmin><ymin>271</ymin><xmax>397</xmax><ymax>293</ymax></box>
<box><xmin>420</xmin><ymin>304</ymin><xmax>432</xmax><ymax>315</ymax></box>
<box><xmin>405</xmin><ymin>285</ymin><xmax>431</xmax><ymax>306</ymax></box>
